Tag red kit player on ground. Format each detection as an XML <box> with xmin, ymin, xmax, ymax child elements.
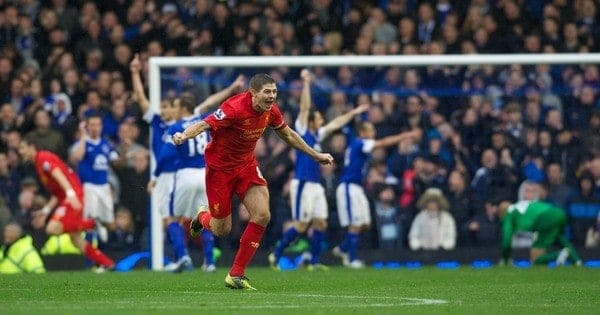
<box><xmin>173</xmin><ymin>74</ymin><xmax>333</xmax><ymax>289</ymax></box>
<box><xmin>18</xmin><ymin>139</ymin><xmax>114</xmax><ymax>271</ymax></box>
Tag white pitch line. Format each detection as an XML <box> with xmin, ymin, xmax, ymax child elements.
<box><xmin>19</xmin><ymin>302</ymin><xmax>443</xmax><ymax>311</ymax></box>
<box><xmin>1</xmin><ymin>288</ymin><xmax>448</xmax><ymax>307</ymax></box>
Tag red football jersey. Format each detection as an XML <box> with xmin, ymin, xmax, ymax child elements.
<box><xmin>204</xmin><ymin>91</ymin><xmax>286</xmax><ymax>170</ymax></box>
<box><xmin>34</xmin><ymin>150</ymin><xmax>83</xmax><ymax>200</ymax></box>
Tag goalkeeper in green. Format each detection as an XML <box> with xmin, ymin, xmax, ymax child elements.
<box><xmin>498</xmin><ymin>200</ymin><xmax>582</xmax><ymax>265</ymax></box>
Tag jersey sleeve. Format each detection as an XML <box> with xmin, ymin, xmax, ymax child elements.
<box><xmin>38</xmin><ymin>152</ymin><xmax>59</xmax><ymax>175</ymax></box>
<box><xmin>154</xmin><ymin>125</ymin><xmax>180</xmax><ymax>177</ymax></box>
<box><xmin>143</xmin><ymin>109</ymin><xmax>158</xmax><ymax>124</ymax></box>
<box><xmin>294</xmin><ymin>118</ymin><xmax>307</xmax><ymax>135</ymax></box>
<box><xmin>108</xmin><ymin>143</ymin><xmax>119</xmax><ymax>161</ymax></box>
<box><xmin>203</xmin><ymin>103</ymin><xmax>235</xmax><ymax>132</ymax></box>
<box><xmin>316</xmin><ymin>127</ymin><xmax>328</xmax><ymax>143</ymax></box>
<box><xmin>269</xmin><ymin>104</ymin><xmax>287</xmax><ymax>130</ymax></box>
<box><xmin>361</xmin><ymin>139</ymin><xmax>376</xmax><ymax>153</ymax></box>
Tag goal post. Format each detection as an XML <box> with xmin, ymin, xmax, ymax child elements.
<box><xmin>147</xmin><ymin>53</ymin><xmax>600</xmax><ymax>271</ymax></box>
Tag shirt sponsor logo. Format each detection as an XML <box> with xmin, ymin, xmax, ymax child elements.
<box><xmin>240</xmin><ymin>127</ymin><xmax>266</xmax><ymax>140</ymax></box>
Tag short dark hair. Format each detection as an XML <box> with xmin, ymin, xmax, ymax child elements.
<box><xmin>20</xmin><ymin>136</ymin><xmax>40</xmax><ymax>149</ymax></box>
<box><xmin>249</xmin><ymin>74</ymin><xmax>275</xmax><ymax>91</ymax></box>
<box><xmin>356</xmin><ymin>121</ymin><xmax>373</xmax><ymax>133</ymax></box>
<box><xmin>86</xmin><ymin>113</ymin><xmax>103</xmax><ymax>122</ymax></box>
<box><xmin>307</xmin><ymin>108</ymin><xmax>321</xmax><ymax>123</ymax></box>
<box><xmin>179</xmin><ymin>92</ymin><xmax>196</xmax><ymax>113</ymax></box>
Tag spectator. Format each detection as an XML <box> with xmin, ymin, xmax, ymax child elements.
<box><xmin>545</xmin><ymin>162</ymin><xmax>572</xmax><ymax>207</ymax></box>
<box><xmin>113</xmin><ymin>121</ymin><xmax>144</xmax><ymax>168</ymax></box>
<box><xmin>102</xmin><ymin>97</ymin><xmax>131</xmax><ymax>143</ymax></box>
<box><xmin>387</xmin><ymin>137</ymin><xmax>420</xmax><ymax>180</ymax></box>
<box><xmin>446</xmin><ymin>170</ymin><xmax>474</xmax><ymax>246</ymax></box>
<box><xmin>44</xmin><ymin>92</ymin><xmax>78</xmax><ymax>143</ymax></box>
<box><xmin>416</xmin><ymin>2</ymin><xmax>438</xmax><ymax>44</ymax></box>
<box><xmin>408</xmin><ymin>188</ymin><xmax>456</xmax><ymax>251</ymax></box>
<box><xmin>0</xmin><ymin>222</ymin><xmax>45</xmax><ymax>274</ymax></box>
<box><xmin>0</xmin><ymin>151</ymin><xmax>20</xmax><ymax>211</ymax></box>
<box><xmin>0</xmin><ymin>103</ymin><xmax>18</xmax><ymax>133</ymax></box>
<box><xmin>114</xmin><ymin>148</ymin><xmax>149</xmax><ymax>237</ymax></box>
<box><xmin>102</xmin><ymin>206</ymin><xmax>139</xmax><ymax>252</ymax></box>
<box><xmin>0</xmin><ymin>57</ymin><xmax>14</xmax><ymax>101</ymax></box>
<box><xmin>0</xmin><ymin>197</ymin><xmax>10</xmax><ymax>243</ymax></box>
<box><xmin>373</xmin><ymin>185</ymin><xmax>402</xmax><ymax>250</ymax></box>
<box><xmin>471</xmin><ymin>148</ymin><xmax>518</xmax><ymax>208</ymax></box>
<box><xmin>582</xmin><ymin>111</ymin><xmax>600</xmax><ymax>159</ymax></box>
<box><xmin>564</xmin><ymin>171</ymin><xmax>600</xmax><ymax>247</ymax></box>
<box><xmin>465</xmin><ymin>199</ymin><xmax>501</xmax><ymax>247</ymax></box>
<box><xmin>24</xmin><ymin>108</ymin><xmax>66</xmax><ymax>159</ymax></box>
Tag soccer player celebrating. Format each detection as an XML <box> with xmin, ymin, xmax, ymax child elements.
<box><xmin>158</xmin><ymin>89</ymin><xmax>243</xmax><ymax>273</ymax></box>
<box><xmin>18</xmin><ymin>139</ymin><xmax>115</xmax><ymax>271</ymax></box>
<box><xmin>173</xmin><ymin>74</ymin><xmax>333</xmax><ymax>290</ymax></box>
<box><xmin>69</xmin><ymin>114</ymin><xmax>119</xmax><ymax>243</ymax></box>
<box><xmin>333</xmin><ymin>122</ymin><xmax>421</xmax><ymax>268</ymax></box>
<box><xmin>498</xmin><ymin>199</ymin><xmax>582</xmax><ymax>266</ymax></box>
<box><xmin>269</xmin><ymin>69</ymin><xmax>368</xmax><ymax>271</ymax></box>
<box><xmin>131</xmin><ymin>54</ymin><xmax>244</xmax><ymax>272</ymax></box>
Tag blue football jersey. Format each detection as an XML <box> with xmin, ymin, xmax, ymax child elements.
<box><xmin>294</xmin><ymin>119</ymin><xmax>325</xmax><ymax>182</ymax></box>
<box><xmin>340</xmin><ymin>137</ymin><xmax>375</xmax><ymax>184</ymax></box>
<box><xmin>145</xmin><ymin>111</ymin><xmax>176</xmax><ymax>176</ymax></box>
<box><xmin>156</xmin><ymin>114</ymin><xmax>209</xmax><ymax>176</ymax></box>
<box><xmin>75</xmin><ymin>138</ymin><xmax>118</xmax><ymax>185</ymax></box>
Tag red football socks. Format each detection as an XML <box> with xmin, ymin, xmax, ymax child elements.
<box><xmin>230</xmin><ymin>221</ymin><xmax>265</xmax><ymax>277</ymax></box>
<box><xmin>200</xmin><ymin>211</ymin><xmax>212</xmax><ymax>232</ymax></box>
<box><xmin>84</xmin><ymin>242</ymin><xmax>114</xmax><ymax>268</ymax></box>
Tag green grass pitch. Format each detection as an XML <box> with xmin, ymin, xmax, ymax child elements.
<box><xmin>2</xmin><ymin>266</ymin><xmax>599</xmax><ymax>315</ymax></box>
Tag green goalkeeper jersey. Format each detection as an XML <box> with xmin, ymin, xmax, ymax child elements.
<box><xmin>501</xmin><ymin>200</ymin><xmax>563</xmax><ymax>258</ymax></box>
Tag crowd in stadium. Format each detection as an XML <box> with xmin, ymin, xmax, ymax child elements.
<box><xmin>1</xmin><ymin>0</ymin><xmax>600</xmax><ymax>265</ymax></box>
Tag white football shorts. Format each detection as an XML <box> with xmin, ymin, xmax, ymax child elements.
<box><xmin>289</xmin><ymin>179</ymin><xmax>328</xmax><ymax>222</ymax></box>
<box><xmin>173</xmin><ymin>167</ymin><xmax>207</xmax><ymax>218</ymax></box>
<box><xmin>336</xmin><ymin>182</ymin><xmax>371</xmax><ymax>227</ymax></box>
<box><xmin>153</xmin><ymin>172</ymin><xmax>175</xmax><ymax>219</ymax></box>
<box><xmin>83</xmin><ymin>183</ymin><xmax>114</xmax><ymax>223</ymax></box>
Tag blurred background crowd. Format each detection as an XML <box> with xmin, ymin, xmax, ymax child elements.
<box><xmin>0</xmin><ymin>0</ymin><xmax>599</xmax><ymax>259</ymax></box>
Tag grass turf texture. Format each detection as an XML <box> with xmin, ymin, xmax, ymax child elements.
<box><xmin>2</xmin><ymin>266</ymin><xmax>598</xmax><ymax>315</ymax></box>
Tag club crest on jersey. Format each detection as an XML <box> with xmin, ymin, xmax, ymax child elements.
<box><xmin>214</xmin><ymin>109</ymin><xmax>226</xmax><ymax>120</ymax></box>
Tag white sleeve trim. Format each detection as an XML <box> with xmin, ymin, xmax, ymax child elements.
<box><xmin>316</xmin><ymin>127</ymin><xmax>327</xmax><ymax>143</ymax></box>
<box><xmin>294</xmin><ymin>118</ymin><xmax>307</xmax><ymax>134</ymax></box>
<box><xmin>143</xmin><ymin>109</ymin><xmax>157</xmax><ymax>123</ymax></box>
<box><xmin>362</xmin><ymin>139</ymin><xmax>375</xmax><ymax>153</ymax></box>
<box><xmin>109</xmin><ymin>151</ymin><xmax>119</xmax><ymax>161</ymax></box>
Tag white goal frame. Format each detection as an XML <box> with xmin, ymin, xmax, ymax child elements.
<box><xmin>148</xmin><ymin>53</ymin><xmax>600</xmax><ymax>270</ymax></box>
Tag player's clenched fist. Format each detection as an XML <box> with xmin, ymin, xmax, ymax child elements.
<box><xmin>172</xmin><ymin>132</ymin><xmax>186</xmax><ymax>145</ymax></box>
<box><xmin>315</xmin><ymin>153</ymin><xmax>334</xmax><ymax>165</ymax></box>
